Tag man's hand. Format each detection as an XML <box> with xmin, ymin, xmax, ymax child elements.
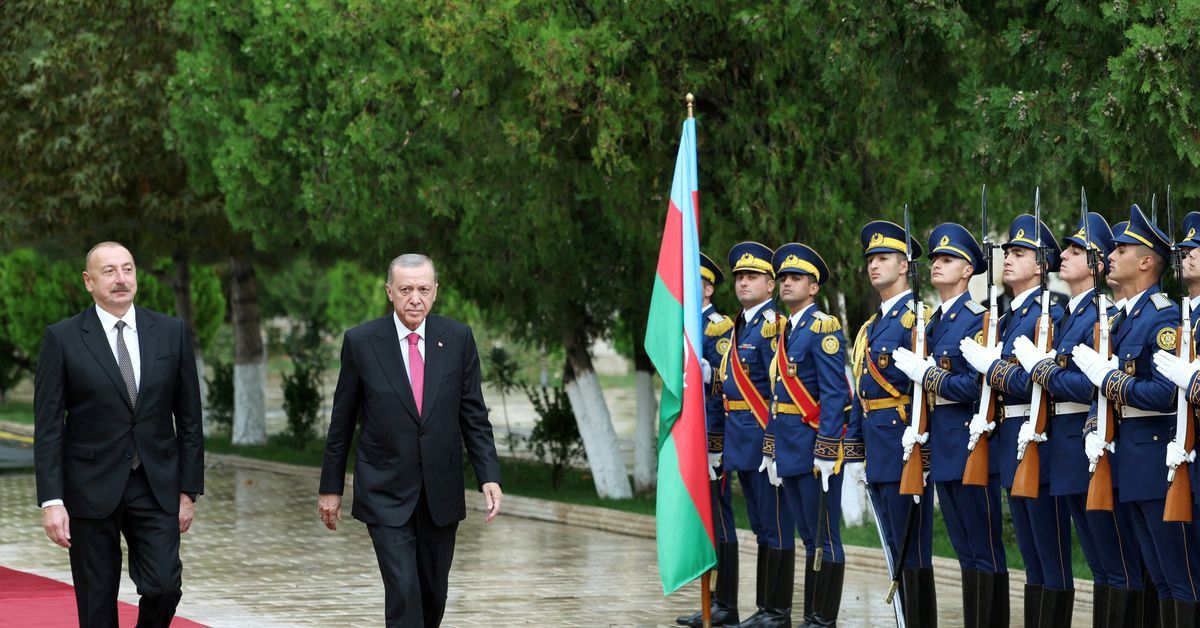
<box><xmin>700</xmin><ymin>358</ymin><xmax>713</xmax><ymax>385</ymax></box>
<box><xmin>758</xmin><ymin>455</ymin><xmax>781</xmax><ymax>487</ymax></box>
<box><xmin>960</xmin><ymin>337</ymin><xmax>1001</xmax><ymax>374</ymax></box>
<box><xmin>707</xmin><ymin>452</ymin><xmax>722</xmax><ymax>481</ymax></box>
<box><xmin>482</xmin><ymin>482</ymin><xmax>503</xmax><ymax>523</ymax></box>
<box><xmin>892</xmin><ymin>347</ymin><xmax>935</xmax><ymax>383</ymax></box>
<box><xmin>1084</xmin><ymin>431</ymin><xmax>1114</xmax><ymax>466</ymax></box>
<box><xmin>42</xmin><ymin>504</ymin><xmax>70</xmax><ymax>548</ymax></box>
<box><xmin>319</xmin><ymin>493</ymin><xmax>343</xmax><ymax>531</ymax></box>
<box><xmin>813</xmin><ymin>458</ymin><xmax>836</xmax><ymax>492</ymax></box>
<box><xmin>845</xmin><ymin>461</ymin><xmax>866</xmax><ymax>486</ymax></box>
<box><xmin>1013</xmin><ymin>335</ymin><xmax>1054</xmax><ymax>373</ymax></box>
<box><xmin>901</xmin><ymin>424</ymin><xmax>928</xmax><ymax>460</ymax></box>
<box><xmin>1154</xmin><ymin>351</ymin><xmax>1200</xmax><ymax>390</ymax></box>
<box><xmin>179</xmin><ymin>494</ymin><xmax>195</xmax><ymax>534</ymax></box>
<box><xmin>1015</xmin><ymin>420</ymin><xmax>1047</xmax><ymax>460</ymax></box>
<box><xmin>1073</xmin><ymin>344</ymin><xmax>1118</xmax><ymax>388</ymax></box>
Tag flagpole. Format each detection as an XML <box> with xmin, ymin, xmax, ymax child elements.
<box><xmin>687</xmin><ymin>90</ymin><xmax>712</xmax><ymax>628</ymax></box>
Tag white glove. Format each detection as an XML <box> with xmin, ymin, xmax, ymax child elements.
<box><xmin>1154</xmin><ymin>351</ymin><xmax>1200</xmax><ymax>390</ymax></box>
<box><xmin>960</xmin><ymin>336</ymin><xmax>1001</xmax><ymax>374</ymax></box>
<box><xmin>707</xmin><ymin>452</ymin><xmax>721</xmax><ymax>481</ymax></box>
<box><xmin>1073</xmin><ymin>344</ymin><xmax>1118</xmax><ymax>388</ymax></box>
<box><xmin>1015</xmin><ymin>420</ymin><xmax>1048</xmax><ymax>460</ymax></box>
<box><xmin>701</xmin><ymin>358</ymin><xmax>713</xmax><ymax>385</ymax></box>
<box><xmin>1084</xmin><ymin>431</ymin><xmax>1115</xmax><ymax>465</ymax></box>
<box><xmin>901</xmin><ymin>424</ymin><xmax>929</xmax><ymax>461</ymax></box>
<box><xmin>813</xmin><ymin>458</ymin><xmax>836</xmax><ymax>492</ymax></box>
<box><xmin>1166</xmin><ymin>440</ymin><xmax>1196</xmax><ymax>473</ymax></box>
<box><xmin>844</xmin><ymin>461</ymin><xmax>866</xmax><ymax>486</ymax></box>
<box><xmin>1013</xmin><ymin>335</ymin><xmax>1054</xmax><ymax>374</ymax></box>
<box><xmin>759</xmin><ymin>455</ymin><xmax>781</xmax><ymax>487</ymax></box>
<box><xmin>966</xmin><ymin>409</ymin><xmax>997</xmax><ymax>450</ymax></box>
<box><xmin>892</xmin><ymin>347</ymin><xmax>936</xmax><ymax>383</ymax></box>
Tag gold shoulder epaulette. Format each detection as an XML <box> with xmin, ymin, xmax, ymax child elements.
<box><xmin>810</xmin><ymin>312</ymin><xmax>842</xmax><ymax>334</ymax></box>
<box><xmin>761</xmin><ymin>319</ymin><xmax>778</xmax><ymax>338</ymax></box>
<box><xmin>900</xmin><ymin>303</ymin><xmax>931</xmax><ymax>330</ymax></box>
<box><xmin>705</xmin><ymin>316</ymin><xmax>734</xmax><ymax>337</ymax></box>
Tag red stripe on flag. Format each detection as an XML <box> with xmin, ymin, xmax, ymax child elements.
<box><xmin>655</xmin><ymin>200</ymin><xmax>684</xmax><ymax>303</ymax></box>
<box><xmin>675</xmin><ymin>341</ymin><xmax>714</xmax><ymax>540</ymax></box>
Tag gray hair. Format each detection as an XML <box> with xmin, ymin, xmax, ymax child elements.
<box><xmin>387</xmin><ymin>253</ymin><xmax>437</xmax><ymax>284</ymax></box>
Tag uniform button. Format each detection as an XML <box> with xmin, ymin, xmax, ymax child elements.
<box><xmin>125</xmin><ymin>453</ymin><xmax>132</xmax><ymax>459</ymax></box>
<box><xmin>882</xmin><ymin>346</ymin><xmax>888</xmax><ymax>351</ymax></box>
<box><xmin>774</xmin><ymin>395</ymin><xmax>778</xmax><ymax>401</ymax></box>
<box><xmin>892</xmin><ymin>420</ymin><xmax>897</xmax><ymax>425</ymax></box>
<box><xmin>1153</xmin><ymin>435</ymin><xmax>1159</xmax><ymax>441</ymax></box>
<box><xmin>998</xmin><ymin>395</ymin><xmax>1005</xmax><ymax>401</ymax></box>
<box><xmin>964</xmin><ymin>422</ymin><xmax>969</xmax><ymax>427</ymax></box>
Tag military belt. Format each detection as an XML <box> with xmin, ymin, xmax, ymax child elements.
<box><xmin>725</xmin><ymin>399</ymin><xmax>752</xmax><ymax>412</ymax></box>
<box><xmin>859</xmin><ymin>396</ymin><xmax>910</xmax><ymax>412</ymax></box>
<box><xmin>1053</xmin><ymin>402</ymin><xmax>1090</xmax><ymax>416</ymax></box>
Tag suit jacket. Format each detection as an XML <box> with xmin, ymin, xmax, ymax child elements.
<box><xmin>34</xmin><ymin>306</ymin><xmax>204</xmax><ymax>518</ymax></box>
<box><xmin>318</xmin><ymin>314</ymin><xmax>501</xmax><ymax>528</ymax></box>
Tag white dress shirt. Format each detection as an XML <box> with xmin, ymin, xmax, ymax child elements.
<box><xmin>394</xmin><ymin>313</ymin><xmax>427</xmax><ymax>388</ymax></box>
<box><xmin>743</xmin><ymin>298</ymin><xmax>774</xmax><ymax>324</ymax></box>
<box><xmin>95</xmin><ymin>304</ymin><xmax>141</xmax><ymax>389</ymax></box>
<box><xmin>880</xmin><ymin>289</ymin><xmax>913</xmax><ymax>317</ymax></box>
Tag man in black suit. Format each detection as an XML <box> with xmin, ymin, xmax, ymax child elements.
<box><xmin>319</xmin><ymin>253</ymin><xmax>503</xmax><ymax>628</ymax></box>
<box><xmin>35</xmin><ymin>241</ymin><xmax>204</xmax><ymax>627</ymax></box>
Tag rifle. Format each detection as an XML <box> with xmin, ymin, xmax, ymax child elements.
<box><xmin>964</xmin><ymin>185</ymin><xmax>998</xmax><ymax>486</ymax></box>
<box><xmin>1012</xmin><ymin>187</ymin><xmax>1054</xmax><ymax>498</ymax></box>
<box><xmin>1086</xmin><ymin>187</ymin><xmax>1116</xmax><ymax>511</ymax></box>
<box><xmin>1164</xmin><ymin>183</ymin><xmax>1195</xmax><ymax>522</ymax></box>
<box><xmin>899</xmin><ymin>203</ymin><xmax>929</xmax><ymax>498</ymax></box>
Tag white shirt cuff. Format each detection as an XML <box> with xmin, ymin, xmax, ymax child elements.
<box><xmin>40</xmin><ymin>499</ymin><xmax>64</xmax><ymax>509</ymax></box>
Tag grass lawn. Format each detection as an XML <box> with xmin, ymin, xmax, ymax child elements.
<box><xmin>205</xmin><ymin>435</ymin><xmax>1093</xmax><ymax>580</ymax></box>
<box><xmin>0</xmin><ymin>401</ymin><xmax>33</xmax><ymax>424</ymax></box>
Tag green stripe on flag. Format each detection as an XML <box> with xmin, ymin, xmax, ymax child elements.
<box><xmin>656</xmin><ymin>432</ymin><xmax>715</xmax><ymax>594</ymax></box>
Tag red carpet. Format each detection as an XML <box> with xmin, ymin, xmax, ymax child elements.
<box><xmin>0</xmin><ymin>566</ymin><xmax>205</xmax><ymax>627</ymax></box>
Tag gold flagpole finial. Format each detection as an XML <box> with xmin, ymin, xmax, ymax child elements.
<box><xmin>686</xmin><ymin>93</ymin><xmax>694</xmax><ymax>119</ymax></box>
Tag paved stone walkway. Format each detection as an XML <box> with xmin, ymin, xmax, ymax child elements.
<box><xmin>0</xmin><ymin>458</ymin><xmax>1092</xmax><ymax>627</ymax></box>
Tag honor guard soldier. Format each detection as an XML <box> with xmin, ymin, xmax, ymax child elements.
<box><xmin>896</xmin><ymin>223</ymin><xmax>1010</xmax><ymax>628</ymax></box>
<box><xmin>720</xmin><ymin>242</ymin><xmax>796</xmax><ymax>626</ymax></box>
<box><xmin>765</xmin><ymin>243</ymin><xmax>859</xmax><ymax>628</ymax></box>
<box><xmin>678</xmin><ymin>253</ymin><xmax>739</xmax><ymax>627</ymax></box>
<box><xmin>959</xmin><ymin>213</ymin><xmax>1069</xmax><ymax>627</ymax></box>
<box><xmin>1073</xmin><ymin>205</ymin><xmax>1200</xmax><ymax>625</ymax></box>
<box><xmin>1012</xmin><ymin>212</ymin><xmax>1148</xmax><ymax>626</ymax></box>
<box><xmin>848</xmin><ymin>221</ymin><xmax>937</xmax><ymax>627</ymax></box>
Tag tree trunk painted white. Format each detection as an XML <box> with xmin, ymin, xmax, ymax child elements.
<box><xmin>633</xmin><ymin>368</ymin><xmax>658</xmax><ymax>492</ymax></box>
<box><xmin>232</xmin><ymin>361</ymin><xmax>267</xmax><ymax>445</ymax></box>
<box><xmin>196</xmin><ymin>354</ymin><xmax>212</xmax><ymax>434</ymax></box>
<box><xmin>564</xmin><ymin>368</ymin><xmax>633</xmax><ymax>499</ymax></box>
<box><xmin>230</xmin><ymin>254</ymin><xmax>267</xmax><ymax>445</ymax></box>
<box><xmin>840</xmin><ymin>472</ymin><xmax>867</xmax><ymax>527</ymax></box>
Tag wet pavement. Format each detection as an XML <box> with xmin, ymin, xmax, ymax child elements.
<box><xmin>0</xmin><ymin>457</ymin><xmax>1096</xmax><ymax>626</ymax></box>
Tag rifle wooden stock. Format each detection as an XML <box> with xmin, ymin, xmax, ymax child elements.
<box><xmin>900</xmin><ymin>325</ymin><xmax>929</xmax><ymax>497</ymax></box>
<box><xmin>964</xmin><ymin>306</ymin><xmax>998</xmax><ymax>487</ymax></box>
<box><xmin>1086</xmin><ymin>322</ymin><xmax>1115</xmax><ymax>512</ymax></box>
<box><xmin>1011</xmin><ymin>322</ymin><xmax>1054</xmax><ymax>499</ymax></box>
<box><xmin>1165</xmin><ymin>324</ymin><xmax>1195</xmax><ymax>523</ymax></box>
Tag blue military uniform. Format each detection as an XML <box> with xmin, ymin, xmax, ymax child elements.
<box><xmin>1024</xmin><ymin>213</ymin><xmax>1146</xmax><ymax>625</ymax></box>
<box><xmin>848</xmin><ymin>221</ymin><xmax>936</xmax><ymax>627</ymax></box>
<box><xmin>676</xmin><ymin>253</ymin><xmax>740</xmax><ymax>628</ymax></box>
<box><xmin>767</xmin><ymin>243</ymin><xmax>857</xmax><ymax>628</ymax></box>
<box><xmin>916</xmin><ymin>223</ymin><xmax>1009</xmax><ymax>628</ymax></box>
<box><xmin>719</xmin><ymin>242</ymin><xmax>795</xmax><ymax>626</ymax></box>
<box><xmin>1090</xmin><ymin>205</ymin><xmax>1200</xmax><ymax>619</ymax></box>
<box><xmin>976</xmin><ymin>214</ymin><xmax>1071</xmax><ymax>625</ymax></box>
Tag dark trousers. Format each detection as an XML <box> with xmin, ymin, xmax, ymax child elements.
<box><xmin>68</xmin><ymin>466</ymin><xmax>182</xmax><ymax>628</ymax></box>
<box><xmin>737</xmin><ymin>469</ymin><xmax>795</xmax><ymax>549</ymax></box>
<box><xmin>1008</xmin><ymin>484</ymin><xmax>1073</xmax><ymax>589</ymax></box>
<box><xmin>368</xmin><ymin>492</ymin><xmax>459</xmax><ymax>628</ymax></box>
<box><xmin>936</xmin><ymin>476</ymin><xmax>1007</xmax><ymax>573</ymax></box>
<box><xmin>781</xmin><ymin>468</ymin><xmax>843</xmax><ymax>561</ymax></box>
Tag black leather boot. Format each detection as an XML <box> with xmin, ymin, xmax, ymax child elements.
<box><xmin>676</xmin><ymin>542</ymin><xmax>741</xmax><ymax>627</ymax></box>
<box><xmin>755</xmin><ymin>548</ymin><xmax>794</xmax><ymax>628</ymax></box>
<box><xmin>805</xmin><ymin>561</ymin><xmax>844</xmax><ymax>627</ymax></box>
<box><xmin>734</xmin><ymin>546</ymin><xmax>776</xmax><ymax>628</ymax></box>
<box><xmin>1174</xmin><ymin>599</ymin><xmax>1197</xmax><ymax>628</ymax></box>
<box><xmin>901</xmin><ymin>569</ymin><xmax>922</xmax><ymax>628</ymax></box>
<box><xmin>1025</xmin><ymin>584</ymin><xmax>1045</xmax><ymax>628</ymax></box>
<box><xmin>992</xmin><ymin>571</ymin><xmax>1010</xmax><ymax>628</ymax></box>
<box><xmin>1141</xmin><ymin>571</ymin><xmax>1160</xmax><ymax>628</ymax></box>
<box><xmin>797</xmin><ymin>554</ymin><xmax>816</xmax><ymax>628</ymax></box>
<box><xmin>961</xmin><ymin>570</ymin><xmax>980</xmax><ymax>628</ymax></box>
<box><xmin>1092</xmin><ymin>584</ymin><xmax>1109</xmax><ymax>628</ymax></box>
<box><xmin>1159</xmin><ymin>596</ymin><xmax>1176</xmax><ymax>628</ymax></box>
<box><xmin>1037</xmin><ymin>588</ymin><xmax>1075</xmax><ymax>628</ymax></box>
<box><xmin>975</xmin><ymin>571</ymin><xmax>998</xmax><ymax>628</ymax></box>
<box><xmin>918</xmin><ymin>567</ymin><xmax>938</xmax><ymax>627</ymax></box>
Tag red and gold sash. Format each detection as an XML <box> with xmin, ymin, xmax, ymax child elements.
<box><xmin>775</xmin><ymin>324</ymin><xmax>820</xmax><ymax>429</ymax></box>
<box><xmin>729</xmin><ymin>326</ymin><xmax>772</xmax><ymax>429</ymax></box>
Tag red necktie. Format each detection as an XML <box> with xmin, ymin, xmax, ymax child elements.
<box><xmin>407</xmin><ymin>332</ymin><xmax>424</xmax><ymax>415</ymax></box>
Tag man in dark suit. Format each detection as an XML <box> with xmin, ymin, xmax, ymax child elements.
<box><xmin>35</xmin><ymin>241</ymin><xmax>204</xmax><ymax>627</ymax></box>
<box><xmin>319</xmin><ymin>253</ymin><xmax>503</xmax><ymax>628</ymax></box>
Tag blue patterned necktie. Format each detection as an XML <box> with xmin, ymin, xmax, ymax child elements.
<box><xmin>115</xmin><ymin>321</ymin><xmax>140</xmax><ymax>469</ymax></box>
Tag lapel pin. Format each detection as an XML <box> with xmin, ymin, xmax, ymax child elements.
<box><xmin>437</xmin><ymin>341</ymin><xmax>443</xmax><ymax>347</ymax></box>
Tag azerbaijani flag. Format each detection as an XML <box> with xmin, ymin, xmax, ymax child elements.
<box><xmin>645</xmin><ymin>115</ymin><xmax>715</xmax><ymax>594</ymax></box>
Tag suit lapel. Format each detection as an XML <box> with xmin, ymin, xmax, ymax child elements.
<box><xmin>421</xmin><ymin>317</ymin><xmax>448</xmax><ymax>421</ymax></box>
<box><xmin>80</xmin><ymin>307</ymin><xmax>134</xmax><ymax>412</ymax></box>
<box><xmin>370</xmin><ymin>317</ymin><xmax>421</xmax><ymax>422</ymax></box>
<box><xmin>133</xmin><ymin>308</ymin><xmax>157</xmax><ymax>416</ymax></box>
